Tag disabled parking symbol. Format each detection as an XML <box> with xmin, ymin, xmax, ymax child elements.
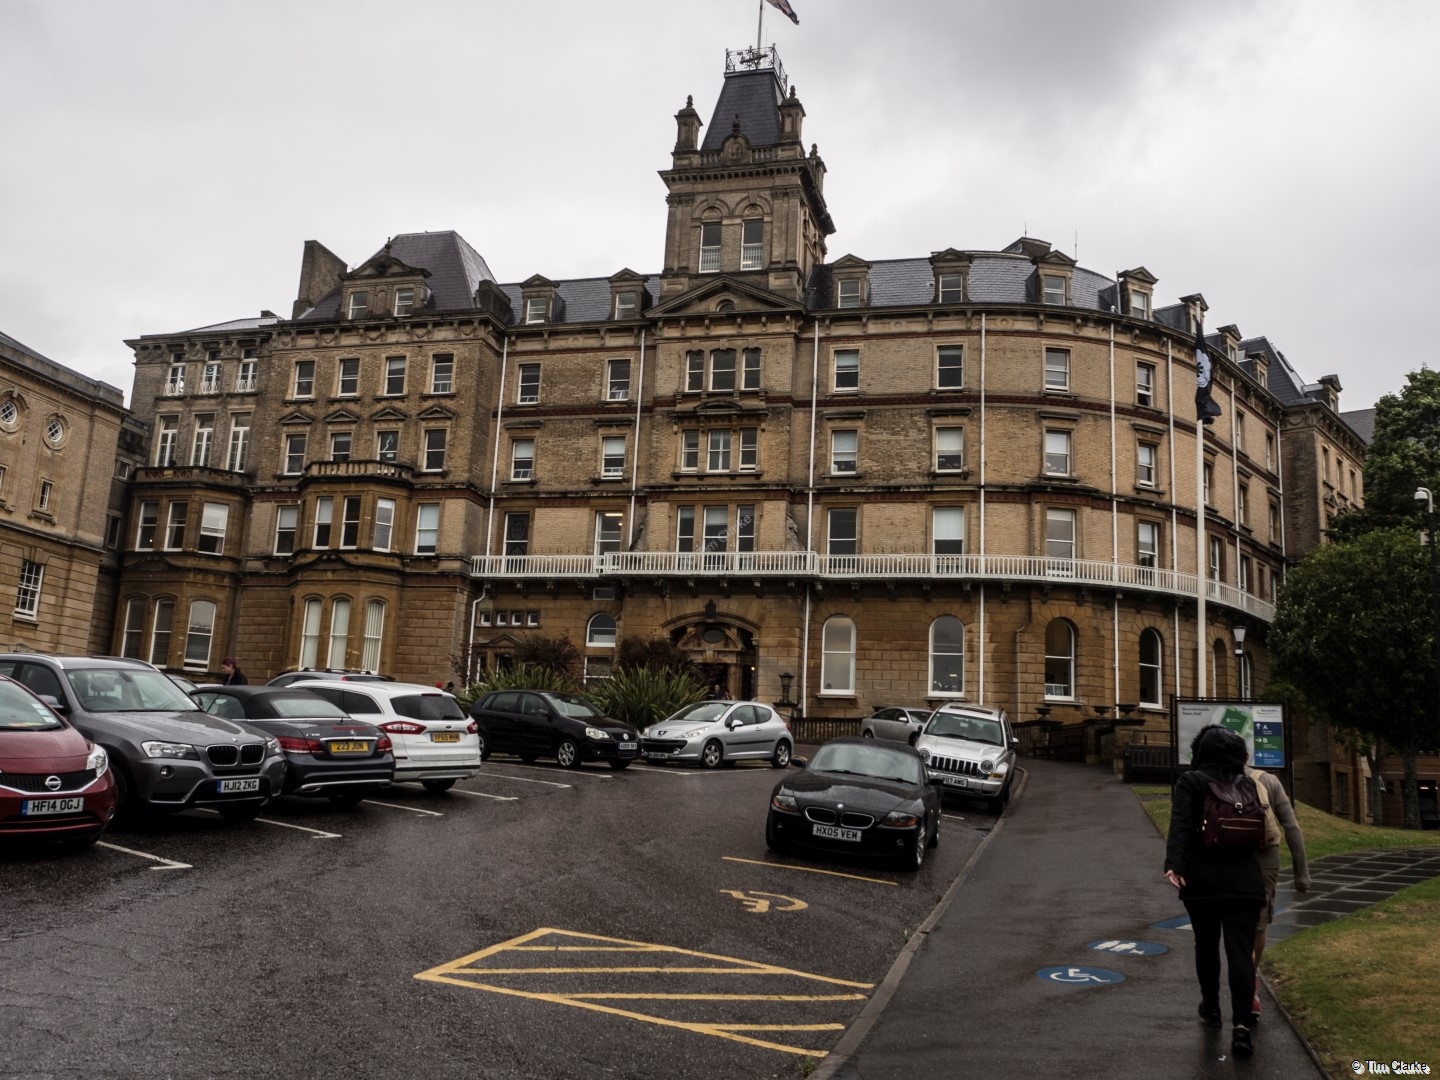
<box><xmin>1036</xmin><ymin>966</ymin><xmax>1126</xmax><ymax>986</ymax></box>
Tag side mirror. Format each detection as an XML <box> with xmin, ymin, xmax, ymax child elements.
<box><xmin>39</xmin><ymin>693</ymin><xmax>68</xmax><ymax>714</ymax></box>
<box><xmin>908</xmin><ymin>732</ymin><xmax>919</xmax><ymax>747</ymax></box>
<box><xmin>1010</xmin><ymin>736</ymin><xmax>1020</xmax><ymax>748</ymax></box>
<box><xmin>791</xmin><ymin>755</ymin><xmax>808</xmax><ymax>769</ymax></box>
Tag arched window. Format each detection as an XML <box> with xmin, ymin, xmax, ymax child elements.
<box><xmin>184</xmin><ymin>600</ymin><xmax>216</xmax><ymax>670</ymax></box>
<box><xmin>150</xmin><ymin>597</ymin><xmax>175</xmax><ymax>667</ymax></box>
<box><xmin>299</xmin><ymin>598</ymin><xmax>322</xmax><ymax>667</ymax></box>
<box><xmin>587</xmin><ymin>613</ymin><xmax>617</xmax><ymax>648</ymax></box>
<box><xmin>1044</xmin><ymin>619</ymin><xmax>1075</xmax><ymax>699</ymax></box>
<box><xmin>820</xmin><ymin>615</ymin><xmax>855</xmax><ymax>695</ymax></box>
<box><xmin>929</xmin><ymin>616</ymin><xmax>964</xmax><ymax>695</ymax></box>
<box><xmin>328</xmin><ymin>597</ymin><xmax>351</xmax><ymax>668</ymax></box>
<box><xmin>1212</xmin><ymin>640</ymin><xmax>1226</xmax><ymax>697</ymax></box>
<box><xmin>1239</xmin><ymin>652</ymin><xmax>1252</xmax><ymax>701</ymax></box>
<box><xmin>1138</xmin><ymin>628</ymin><xmax>1163</xmax><ymax>708</ymax></box>
<box><xmin>361</xmin><ymin>600</ymin><xmax>386</xmax><ymax>670</ymax></box>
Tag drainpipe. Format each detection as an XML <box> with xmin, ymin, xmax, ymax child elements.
<box><xmin>466</xmin><ymin>586</ymin><xmax>490</xmax><ymax>684</ymax></box>
<box><xmin>627</xmin><ymin>330</ymin><xmax>646</xmax><ymax>548</ymax></box>
<box><xmin>978</xmin><ymin>313</ymin><xmax>986</xmax><ymax>703</ymax></box>
<box><xmin>1167</xmin><ymin>340</ymin><xmax>1180</xmax><ymax>697</ymax></box>
<box><xmin>1109</xmin><ymin>324</ymin><xmax>1118</xmax><ymax>715</ymax></box>
<box><xmin>801</xmin><ymin>319</ymin><xmax>820</xmax><ymax>711</ymax></box>
<box><xmin>484</xmin><ymin>335</ymin><xmax>510</xmax><ymax>560</ymax></box>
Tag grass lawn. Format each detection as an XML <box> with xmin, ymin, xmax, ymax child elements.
<box><xmin>1132</xmin><ymin>783</ymin><xmax>1440</xmax><ymax>1073</ymax></box>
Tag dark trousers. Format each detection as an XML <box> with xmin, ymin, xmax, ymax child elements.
<box><xmin>1182</xmin><ymin>897</ymin><xmax>1262</xmax><ymax>1026</ymax></box>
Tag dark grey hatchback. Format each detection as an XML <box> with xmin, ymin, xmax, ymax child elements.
<box><xmin>0</xmin><ymin>654</ymin><xmax>286</xmax><ymax>821</ymax></box>
<box><xmin>469</xmin><ymin>690</ymin><xmax>639</xmax><ymax>770</ymax></box>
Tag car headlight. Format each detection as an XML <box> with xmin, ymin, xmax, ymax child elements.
<box><xmin>141</xmin><ymin>740</ymin><xmax>200</xmax><ymax>760</ymax></box>
<box><xmin>584</xmin><ymin>727</ymin><xmax>612</xmax><ymax>741</ymax></box>
<box><xmin>264</xmin><ymin>737</ymin><xmax>283</xmax><ymax>758</ymax></box>
<box><xmin>980</xmin><ymin>759</ymin><xmax>995</xmax><ymax>774</ymax></box>
<box><xmin>917</xmin><ymin>746</ymin><xmax>931</xmax><ymax>763</ymax></box>
<box><xmin>879</xmin><ymin>810</ymin><xmax>921</xmax><ymax>828</ymax></box>
<box><xmin>771</xmin><ymin>792</ymin><xmax>798</xmax><ymax>812</ymax></box>
<box><xmin>87</xmin><ymin>745</ymin><xmax>109</xmax><ymax>776</ymax></box>
<box><xmin>685</xmin><ymin>730</ymin><xmax>710</xmax><ymax>742</ymax></box>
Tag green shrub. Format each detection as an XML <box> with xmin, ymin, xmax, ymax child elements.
<box><xmin>512</xmin><ymin>635</ymin><xmax>582</xmax><ymax>680</ymax></box>
<box><xmin>615</xmin><ymin>636</ymin><xmax>695</xmax><ymax>675</ymax></box>
<box><xmin>461</xmin><ymin>663</ymin><xmax>579</xmax><ymax>704</ymax></box>
<box><xmin>586</xmin><ymin>665</ymin><xmax>708</xmax><ymax>730</ymax></box>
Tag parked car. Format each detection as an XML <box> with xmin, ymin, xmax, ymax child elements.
<box><xmin>293</xmin><ymin>681</ymin><xmax>480</xmax><ymax>791</ymax></box>
<box><xmin>469</xmin><ymin>690</ymin><xmax>639</xmax><ymax>770</ymax></box>
<box><xmin>859</xmin><ymin>706</ymin><xmax>933</xmax><ymax>744</ymax></box>
<box><xmin>766</xmin><ymin>737</ymin><xmax>940</xmax><ymax>871</ymax></box>
<box><xmin>0</xmin><ymin>654</ymin><xmax>286</xmax><ymax>822</ymax></box>
<box><xmin>912</xmin><ymin>703</ymin><xmax>1017</xmax><ymax>813</ymax></box>
<box><xmin>191</xmin><ymin>685</ymin><xmax>395</xmax><ymax>807</ymax></box>
<box><xmin>0</xmin><ymin>674</ymin><xmax>117</xmax><ymax>848</ymax></box>
<box><xmin>268</xmin><ymin>668</ymin><xmax>393</xmax><ymax>687</ymax></box>
<box><xmin>641</xmin><ymin>700</ymin><xmax>793</xmax><ymax>769</ymax></box>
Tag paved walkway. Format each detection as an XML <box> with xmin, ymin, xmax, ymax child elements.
<box><xmin>814</xmin><ymin>757</ymin><xmax>1400</xmax><ymax>1079</ymax></box>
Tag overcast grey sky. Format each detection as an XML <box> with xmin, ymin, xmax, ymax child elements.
<box><xmin>2</xmin><ymin>0</ymin><xmax>1436</xmax><ymax>412</ymax></box>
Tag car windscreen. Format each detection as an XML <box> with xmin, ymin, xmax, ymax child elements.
<box><xmin>668</xmin><ymin>701</ymin><xmax>728</xmax><ymax>724</ymax></box>
<box><xmin>925</xmin><ymin>714</ymin><xmax>1004</xmax><ymax>745</ymax></box>
<box><xmin>268</xmin><ymin>694</ymin><xmax>349</xmax><ymax>719</ymax></box>
<box><xmin>0</xmin><ymin>680</ymin><xmax>64</xmax><ymax>731</ymax></box>
<box><xmin>810</xmin><ymin>743</ymin><xmax>922</xmax><ymax>785</ymax></box>
<box><xmin>66</xmin><ymin>668</ymin><xmax>201</xmax><ymax>713</ymax></box>
<box><xmin>548</xmin><ymin>695</ymin><xmax>601</xmax><ymax>719</ymax></box>
<box><xmin>392</xmin><ymin>694</ymin><xmax>465</xmax><ymax>721</ymax></box>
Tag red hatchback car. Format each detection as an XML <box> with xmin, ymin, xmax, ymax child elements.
<box><xmin>0</xmin><ymin>674</ymin><xmax>116</xmax><ymax>848</ymax></box>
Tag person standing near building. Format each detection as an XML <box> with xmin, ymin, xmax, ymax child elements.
<box><xmin>1247</xmin><ymin>762</ymin><xmax>1310</xmax><ymax>1024</ymax></box>
<box><xmin>220</xmin><ymin>658</ymin><xmax>248</xmax><ymax>685</ymax></box>
<box><xmin>1164</xmin><ymin>724</ymin><xmax>1266</xmax><ymax>1058</ymax></box>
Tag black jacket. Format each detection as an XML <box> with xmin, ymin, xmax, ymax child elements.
<box><xmin>1164</xmin><ymin>764</ymin><xmax>1266</xmax><ymax>902</ymax></box>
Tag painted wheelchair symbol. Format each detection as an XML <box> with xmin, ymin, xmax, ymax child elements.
<box><xmin>1036</xmin><ymin>966</ymin><xmax>1126</xmax><ymax>986</ymax></box>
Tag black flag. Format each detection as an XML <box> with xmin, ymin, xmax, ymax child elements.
<box><xmin>1194</xmin><ymin>325</ymin><xmax>1222</xmax><ymax>425</ymax></box>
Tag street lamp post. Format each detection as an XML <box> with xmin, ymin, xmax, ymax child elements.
<box><xmin>1415</xmin><ymin>488</ymin><xmax>1440</xmax><ymax>730</ymax></box>
<box><xmin>1232</xmin><ymin>623</ymin><xmax>1247</xmax><ymax>701</ymax></box>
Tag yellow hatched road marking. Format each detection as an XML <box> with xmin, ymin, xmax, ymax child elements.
<box><xmin>721</xmin><ymin>856</ymin><xmax>899</xmax><ymax>886</ymax></box>
<box><xmin>414</xmin><ymin>927</ymin><xmax>873</xmax><ymax>1057</ymax></box>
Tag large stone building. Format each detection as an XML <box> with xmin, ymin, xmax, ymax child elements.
<box><xmin>109</xmin><ymin>47</ymin><xmax>1373</xmax><ymax>758</ymax></box>
<box><xmin>0</xmin><ymin>331</ymin><xmax>141</xmax><ymax>654</ymax></box>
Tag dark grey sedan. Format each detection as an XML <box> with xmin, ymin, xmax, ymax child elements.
<box><xmin>0</xmin><ymin>654</ymin><xmax>286</xmax><ymax>822</ymax></box>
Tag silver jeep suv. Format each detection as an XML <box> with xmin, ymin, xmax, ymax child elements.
<box><xmin>0</xmin><ymin>654</ymin><xmax>286</xmax><ymax>821</ymax></box>
<box><xmin>912</xmin><ymin>703</ymin><xmax>1017</xmax><ymax>813</ymax></box>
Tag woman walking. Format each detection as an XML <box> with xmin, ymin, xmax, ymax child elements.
<box><xmin>1164</xmin><ymin>724</ymin><xmax>1266</xmax><ymax>1058</ymax></box>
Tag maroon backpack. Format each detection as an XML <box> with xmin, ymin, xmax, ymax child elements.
<box><xmin>1198</xmin><ymin>774</ymin><xmax>1266</xmax><ymax>850</ymax></box>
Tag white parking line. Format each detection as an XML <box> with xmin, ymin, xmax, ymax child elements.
<box><xmin>484</xmin><ymin>762</ymin><xmax>612</xmax><ymax>781</ymax></box>
<box><xmin>450</xmin><ymin>788</ymin><xmax>519</xmax><ymax>802</ymax></box>
<box><xmin>192</xmin><ymin>807</ymin><xmax>342</xmax><ymax>838</ymax></box>
<box><xmin>96</xmin><ymin>841</ymin><xmax>191</xmax><ymax>870</ymax></box>
<box><xmin>628</xmin><ymin>765</ymin><xmax>702</xmax><ymax>777</ymax></box>
<box><xmin>365</xmin><ymin>800</ymin><xmax>445</xmax><ymax>817</ymax></box>
<box><xmin>475</xmin><ymin>770</ymin><xmax>572</xmax><ymax>789</ymax></box>
<box><xmin>941</xmin><ymin>813</ymin><xmax>968</xmax><ymax>822</ymax></box>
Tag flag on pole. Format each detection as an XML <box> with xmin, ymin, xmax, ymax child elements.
<box><xmin>1194</xmin><ymin>324</ymin><xmax>1222</xmax><ymax>425</ymax></box>
<box><xmin>766</xmin><ymin>0</ymin><xmax>799</xmax><ymax>24</ymax></box>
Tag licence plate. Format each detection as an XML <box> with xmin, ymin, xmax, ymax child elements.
<box><xmin>812</xmin><ymin>823</ymin><xmax>862</xmax><ymax>842</ymax></box>
<box><xmin>942</xmin><ymin>776</ymin><xmax>970</xmax><ymax>789</ymax></box>
<box><xmin>619</xmin><ymin>742</ymin><xmax>637</xmax><ymax>751</ymax></box>
<box><xmin>22</xmin><ymin>797</ymin><xmax>85</xmax><ymax>816</ymax></box>
<box><xmin>643</xmin><ymin>751</ymin><xmax>669</xmax><ymax>759</ymax></box>
<box><xmin>328</xmin><ymin>741</ymin><xmax>371</xmax><ymax>753</ymax></box>
<box><xmin>216</xmin><ymin>778</ymin><xmax>260</xmax><ymax>793</ymax></box>
<box><xmin>431</xmin><ymin>732</ymin><xmax>461</xmax><ymax>743</ymax></box>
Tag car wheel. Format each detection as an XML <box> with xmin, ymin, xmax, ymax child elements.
<box><xmin>108</xmin><ymin>756</ymin><xmax>139</xmax><ymax>822</ymax></box>
<box><xmin>608</xmin><ymin>759</ymin><xmax>630</xmax><ymax>770</ymax></box>
<box><xmin>59</xmin><ymin>831</ymin><xmax>102</xmax><ymax>851</ymax></box>
<box><xmin>899</xmin><ymin>831</ymin><xmax>926</xmax><ymax>872</ymax></box>
<box><xmin>328</xmin><ymin>791</ymin><xmax>367</xmax><ymax>808</ymax></box>
<box><xmin>217</xmin><ymin>802</ymin><xmax>263</xmax><ymax>823</ymax></box>
<box><xmin>928</xmin><ymin>812</ymin><xmax>940</xmax><ymax>848</ymax></box>
<box><xmin>862</xmin><ymin>729</ymin><xmax>874</xmax><ymax>738</ymax></box>
<box><xmin>700</xmin><ymin>740</ymin><xmax>723</xmax><ymax>769</ymax></box>
<box><xmin>474</xmin><ymin>731</ymin><xmax>490</xmax><ymax>762</ymax></box>
<box><xmin>422</xmin><ymin>778</ymin><xmax>457</xmax><ymax>793</ymax></box>
<box><xmin>556</xmin><ymin>739</ymin><xmax>582</xmax><ymax>769</ymax></box>
<box><xmin>771</xmin><ymin>741</ymin><xmax>792</xmax><ymax>768</ymax></box>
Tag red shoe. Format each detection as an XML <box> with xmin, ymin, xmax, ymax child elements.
<box><xmin>1251</xmin><ymin>975</ymin><xmax>1261</xmax><ymax>1024</ymax></box>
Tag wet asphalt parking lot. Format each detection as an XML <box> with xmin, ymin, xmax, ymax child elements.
<box><xmin>0</xmin><ymin>754</ymin><xmax>994</xmax><ymax>1080</ymax></box>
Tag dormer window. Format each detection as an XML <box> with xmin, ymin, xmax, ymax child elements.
<box><xmin>613</xmin><ymin>291</ymin><xmax>637</xmax><ymax>320</ymax></box>
<box><xmin>837</xmin><ymin>279</ymin><xmax>865</xmax><ymax>308</ymax></box>
<box><xmin>741</xmin><ymin>219</ymin><xmax>765</xmax><ymax>270</ymax></box>
<box><xmin>393</xmin><ymin>288</ymin><xmax>415</xmax><ymax>317</ymax></box>
<box><xmin>348</xmin><ymin>292</ymin><xmax>370</xmax><ymax>319</ymax></box>
<box><xmin>699</xmin><ymin>222</ymin><xmax>722</xmax><ymax>273</ymax></box>
<box><xmin>525</xmin><ymin>298</ymin><xmax>547</xmax><ymax>324</ymax></box>
<box><xmin>1042</xmin><ymin>274</ymin><xmax>1068</xmax><ymax>305</ymax></box>
<box><xmin>1128</xmin><ymin>290</ymin><xmax>1150</xmax><ymax>318</ymax></box>
<box><xmin>937</xmin><ymin>274</ymin><xmax>965</xmax><ymax>304</ymax></box>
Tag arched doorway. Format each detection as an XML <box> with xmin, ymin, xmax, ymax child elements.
<box><xmin>669</xmin><ymin>609</ymin><xmax>758</xmax><ymax>700</ymax></box>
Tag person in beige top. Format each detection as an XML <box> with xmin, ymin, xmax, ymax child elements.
<box><xmin>1246</xmin><ymin>763</ymin><xmax>1311</xmax><ymax>1023</ymax></box>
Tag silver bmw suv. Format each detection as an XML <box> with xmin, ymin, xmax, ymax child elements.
<box><xmin>0</xmin><ymin>654</ymin><xmax>286</xmax><ymax>821</ymax></box>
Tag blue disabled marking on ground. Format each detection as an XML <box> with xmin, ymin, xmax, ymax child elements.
<box><xmin>1088</xmin><ymin>938</ymin><xmax>1169</xmax><ymax>956</ymax></box>
<box><xmin>1036</xmin><ymin>966</ymin><xmax>1126</xmax><ymax>986</ymax></box>
<box><xmin>1150</xmin><ymin>914</ymin><xmax>1192</xmax><ymax>930</ymax></box>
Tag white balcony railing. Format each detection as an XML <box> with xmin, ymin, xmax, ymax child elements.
<box><xmin>468</xmin><ymin>550</ymin><xmax>1277</xmax><ymax>621</ymax></box>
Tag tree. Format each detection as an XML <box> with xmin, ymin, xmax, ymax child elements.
<box><xmin>615</xmin><ymin>636</ymin><xmax>695</xmax><ymax>676</ymax></box>
<box><xmin>512</xmin><ymin>634</ymin><xmax>582</xmax><ymax>680</ymax></box>
<box><xmin>1269</xmin><ymin>528</ymin><xmax>1439</xmax><ymax>828</ymax></box>
<box><xmin>1329</xmin><ymin>367</ymin><xmax>1440</xmax><ymax>541</ymax></box>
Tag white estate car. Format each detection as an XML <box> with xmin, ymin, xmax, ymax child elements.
<box><xmin>291</xmin><ymin>680</ymin><xmax>481</xmax><ymax>791</ymax></box>
<box><xmin>912</xmin><ymin>703</ymin><xmax>1017</xmax><ymax>813</ymax></box>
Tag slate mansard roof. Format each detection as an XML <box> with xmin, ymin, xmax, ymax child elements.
<box><xmin>297</xmin><ymin>231</ymin><xmax>497</xmax><ymax>322</ymax></box>
<box><xmin>701</xmin><ymin>66</ymin><xmax>786</xmax><ymax>151</ymax></box>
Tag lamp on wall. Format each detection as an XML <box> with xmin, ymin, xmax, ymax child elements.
<box><xmin>1232</xmin><ymin>623</ymin><xmax>1247</xmax><ymax>700</ymax></box>
<box><xmin>778</xmin><ymin>672</ymin><xmax>794</xmax><ymax>707</ymax></box>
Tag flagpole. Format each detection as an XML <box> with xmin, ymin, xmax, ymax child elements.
<box><xmin>757</xmin><ymin>0</ymin><xmax>764</xmax><ymax>51</ymax></box>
